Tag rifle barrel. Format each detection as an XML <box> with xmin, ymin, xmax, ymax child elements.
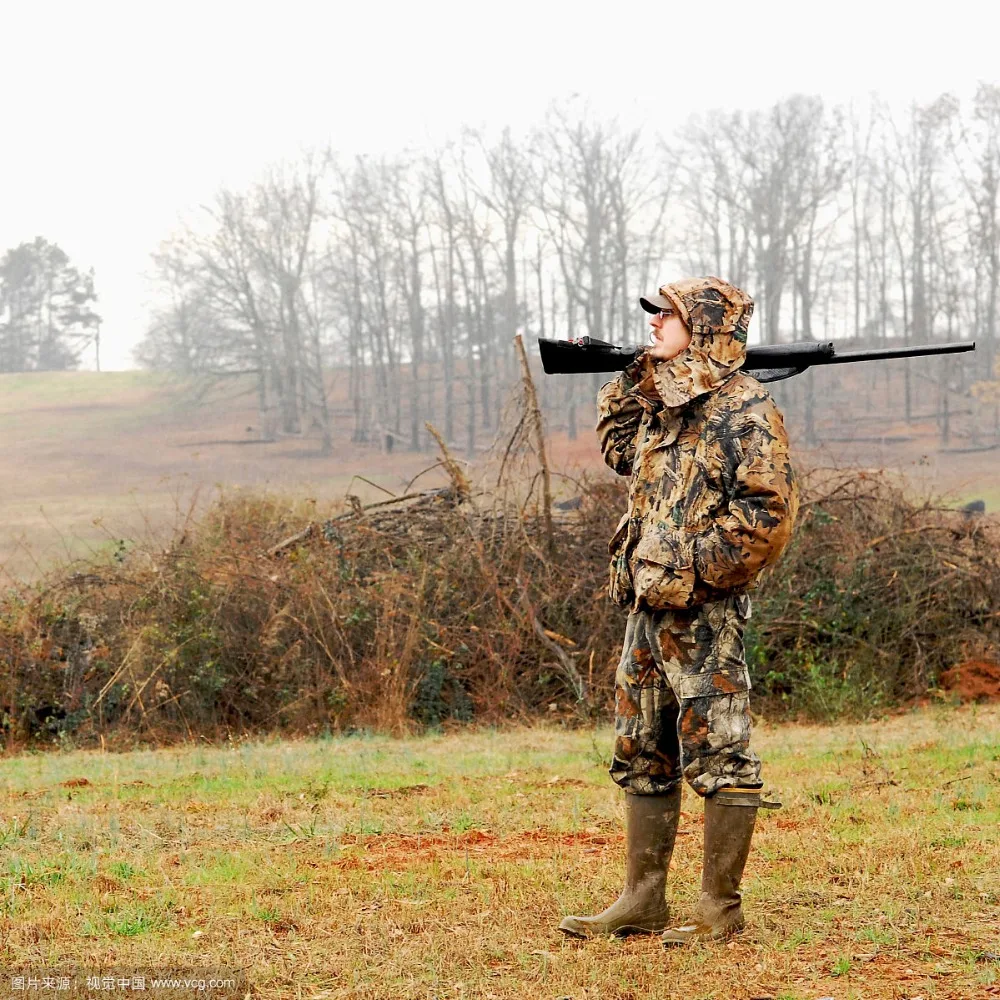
<box><xmin>825</xmin><ymin>341</ymin><xmax>975</xmax><ymax>364</ymax></box>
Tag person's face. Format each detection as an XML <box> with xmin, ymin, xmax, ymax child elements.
<box><xmin>647</xmin><ymin>305</ymin><xmax>692</xmax><ymax>361</ymax></box>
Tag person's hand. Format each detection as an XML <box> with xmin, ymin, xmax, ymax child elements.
<box><xmin>625</xmin><ymin>350</ymin><xmax>660</xmax><ymax>401</ymax></box>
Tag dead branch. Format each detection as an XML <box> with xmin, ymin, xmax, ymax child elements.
<box><xmin>514</xmin><ymin>334</ymin><xmax>554</xmax><ymax>554</ymax></box>
<box><xmin>516</xmin><ymin>576</ymin><xmax>587</xmax><ymax>705</ymax></box>
<box><xmin>866</xmin><ymin>525</ymin><xmax>955</xmax><ymax>549</ymax></box>
<box><xmin>425</xmin><ymin>422</ymin><xmax>471</xmax><ymax>500</ymax></box>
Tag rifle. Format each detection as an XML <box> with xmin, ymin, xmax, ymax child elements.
<box><xmin>537</xmin><ymin>336</ymin><xmax>976</xmax><ymax>383</ymax></box>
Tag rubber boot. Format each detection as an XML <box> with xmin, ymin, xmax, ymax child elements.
<box><xmin>559</xmin><ymin>786</ymin><xmax>681</xmax><ymax>938</ymax></box>
<box><xmin>661</xmin><ymin>786</ymin><xmax>761</xmax><ymax>945</ymax></box>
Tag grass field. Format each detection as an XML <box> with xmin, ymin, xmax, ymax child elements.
<box><xmin>0</xmin><ymin>705</ymin><xmax>997</xmax><ymax>998</ymax></box>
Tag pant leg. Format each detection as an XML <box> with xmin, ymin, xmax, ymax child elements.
<box><xmin>609</xmin><ymin>610</ymin><xmax>682</xmax><ymax>795</ymax></box>
<box><xmin>650</xmin><ymin>597</ymin><xmax>762</xmax><ymax>797</ymax></box>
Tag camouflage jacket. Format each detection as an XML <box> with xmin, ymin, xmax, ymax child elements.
<box><xmin>597</xmin><ymin>277</ymin><xmax>799</xmax><ymax>611</ymax></box>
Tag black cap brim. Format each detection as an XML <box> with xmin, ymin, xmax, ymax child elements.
<box><xmin>639</xmin><ymin>292</ymin><xmax>673</xmax><ymax>314</ymax></box>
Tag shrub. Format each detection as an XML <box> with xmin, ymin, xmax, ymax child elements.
<box><xmin>0</xmin><ymin>467</ymin><xmax>996</xmax><ymax>747</ymax></box>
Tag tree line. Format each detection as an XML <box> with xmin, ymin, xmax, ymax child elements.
<box><xmin>136</xmin><ymin>88</ymin><xmax>1000</xmax><ymax>453</ymax></box>
<box><xmin>0</xmin><ymin>238</ymin><xmax>101</xmax><ymax>373</ymax></box>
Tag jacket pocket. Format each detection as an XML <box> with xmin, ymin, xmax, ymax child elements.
<box><xmin>607</xmin><ymin>514</ymin><xmax>634</xmax><ymax>608</ymax></box>
<box><xmin>608</xmin><ymin>513</ymin><xmax>630</xmax><ymax>554</ymax></box>
<box><xmin>632</xmin><ymin>531</ymin><xmax>696</xmax><ymax>610</ymax></box>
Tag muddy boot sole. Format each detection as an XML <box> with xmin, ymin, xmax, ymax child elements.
<box><xmin>559</xmin><ymin>913</ymin><xmax>668</xmax><ymax>939</ymax></box>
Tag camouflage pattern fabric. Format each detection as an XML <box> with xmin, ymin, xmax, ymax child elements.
<box><xmin>649</xmin><ymin>276</ymin><xmax>754</xmax><ymax>408</ymax></box>
<box><xmin>609</xmin><ymin>597</ymin><xmax>761</xmax><ymax>797</ymax></box>
<box><xmin>596</xmin><ymin>276</ymin><xmax>799</xmax><ymax>612</ymax></box>
<box><xmin>660</xmin><ymin>276</ymin><xmax>754</xmax><ymax>339</ymax></box>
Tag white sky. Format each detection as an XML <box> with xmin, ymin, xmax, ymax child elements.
<box><xmin>2</xmin><ymin>0</ymin><xmax>999</xmax><ymax>370</ymax></box>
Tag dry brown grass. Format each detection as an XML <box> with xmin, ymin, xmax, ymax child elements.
<box><xmin>0</xmin><ymin>370</ymin><xmax>451</xmax><ymax>583</ymax></box>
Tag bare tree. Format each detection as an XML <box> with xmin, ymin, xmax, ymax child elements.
<box><xmin>960</xmin><ymin>83</ymin><xmax>1000</xmax><ymax>382</ymax></box>
<box><xmin>142</xmin><ymin>92</ymin><xmax>995</xmax><ymax>459</ymax></box>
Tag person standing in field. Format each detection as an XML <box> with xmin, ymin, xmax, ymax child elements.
<box><xmin>559</xmin><ymin>276</ymin><xmax>799</xmax><ymax>946</ymax></box>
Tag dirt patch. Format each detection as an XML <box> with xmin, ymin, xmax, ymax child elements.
<box><xmin>775</xmin><ymin>818</ymin><xmax>803</xmax><ymax>831</ymax></box>
<box><xmin>333</xmin><ymin>828</ymin><xmax>623</xmax><ymax>869</ymax></box>
<box><xmin>939</xmin><ymin>659</ymin><xmax>1000</xmax><ymax>702</ymax></box>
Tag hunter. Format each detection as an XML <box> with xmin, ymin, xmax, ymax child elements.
<box><xmin>559</xmin><ymin>276</ymin><xmax>799</xmax><ymax>946</ymax></box>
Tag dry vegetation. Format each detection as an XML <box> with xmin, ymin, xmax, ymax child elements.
<box><xmin>0</xmin><ymin>369</ymin><xmax>449</xmax><ymax>583</ymax></box>
<box><xmin>0</xmin><ymin>707</ymin><xmax>997</xmax><ymax>998</ymax></box>
<box><xmin>2</xmin><ymin>361</ymin><xmax>999</xmax><ymax>750</ymax></box>
<box><xmin>3</xmin><ymin>363</ymin><xmax>999</xmax><ymax>584</ymax></box>
<box><xmin>1</xmin><ymin>371</ymin><xmax>999</xmax><ymax>999</ymax></box>
<box><xmin>1</xmin><ymin>445</ymin><xmax>998</xmax><ymax>749</ymax></box>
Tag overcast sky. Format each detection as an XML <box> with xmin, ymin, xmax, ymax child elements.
<box><xmin>3</xmin><ymin>0</ymin><xmax>999</xmax><ymax>370</ymax></box>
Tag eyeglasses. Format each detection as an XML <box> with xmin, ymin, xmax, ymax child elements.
<box><xmin>655</xmin><ymin>309</ymin><xmax>674</xmax><ymax>319</ymax></box>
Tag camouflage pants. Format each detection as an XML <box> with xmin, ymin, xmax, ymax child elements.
<box><xmin>609</xmin><ymin>595</ymin><xmax>762</xmax><ymax>797</ymax></box>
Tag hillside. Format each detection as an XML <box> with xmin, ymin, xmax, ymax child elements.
<box><xmin>2</xmin><ymin>364</ymin><xmax>997</xmax><ymax>582</ymax></box>
<box><xmin>0</xmin><ymin>371</ymin><xmax>450</xmax><ymax>582</ymax></box>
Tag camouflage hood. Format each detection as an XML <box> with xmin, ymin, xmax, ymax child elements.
<box><xmin>650</xmin><ymin>276</ymin><xmax>754</xmax><ymax>409</ymax></box>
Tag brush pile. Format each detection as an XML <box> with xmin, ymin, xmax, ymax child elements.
<box><xmin>748</xmin><ymin>467</ymin><xmax>1000</xmax><ymax>717</ymax></box>
<box><xmin>1</xmin><ymin>460</ymin><xmax>997</xmax><ymax>747</ymax></box>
